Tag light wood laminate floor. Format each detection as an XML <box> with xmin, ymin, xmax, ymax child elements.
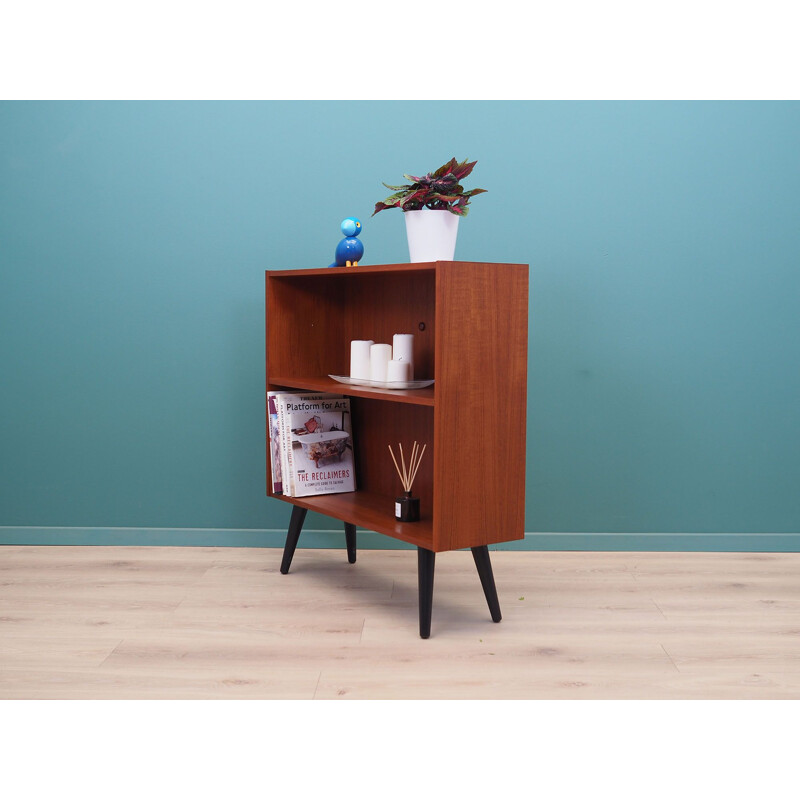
<box><xmin>1</xmin><ymin>545</ymin><xmax>799</xmax><ymax>699</ymax></box>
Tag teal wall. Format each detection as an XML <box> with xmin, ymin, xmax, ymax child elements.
<box><xmin>2</xmin><ymin>101</ymin><xmax>799</xmax><ymax>550</ymax></box>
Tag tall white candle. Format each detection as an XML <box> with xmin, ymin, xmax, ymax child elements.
<box><xmin>392</xmin><ymin>333</ymin><xmax>414</xmax><ymax>379</ymax></box>
<box><xmin>350</xmin><ymin>340</ymin><xmax>374</xmax><ymax>380</ymax></box>
<box><xmin>369</xmin><ymin>343</ymin><xmax>392</xmax><ymax>382</ymax></box>
<box><xmin>387</xmin><ymin>359</ymin><xmax>411</xmax><ymax>383</ymax></box>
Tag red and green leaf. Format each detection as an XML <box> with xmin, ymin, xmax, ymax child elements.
<box><xmin>373</xmin><ymin>158</ymin><xmax>486</xmax><ymax>215</ymax></box>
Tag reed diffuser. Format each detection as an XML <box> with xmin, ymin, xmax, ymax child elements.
<box><xmin>388</xmin><ymin>441</ymin><xmax>426</xmax><ymax>522</ymax></box>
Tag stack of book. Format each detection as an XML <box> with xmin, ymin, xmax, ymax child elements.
<box><xmin>267</xmin><ymin>391</ymin><xmax>356</xmax><ymax>497</ymax></box>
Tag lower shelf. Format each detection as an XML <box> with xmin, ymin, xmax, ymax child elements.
<box><xmin>268</xmin><ymin>489</ymin><xmax>433</xmax><ymax>549</ymax></box>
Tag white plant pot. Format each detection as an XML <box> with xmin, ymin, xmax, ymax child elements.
<box><xmin>403</xmin><ymin>209</ymin><xmax>460</xmax><ymax>262</ymax></box>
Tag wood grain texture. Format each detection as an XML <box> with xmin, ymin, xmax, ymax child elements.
<box><xmin>269</xmin><ymin>375</ymin><xmax>434</xmax><ymax>406</ymax></box>
<box><xmin>265</xmin><ymin>262</ymin><xmax>528</xmax><ymax>553</ymax></box>
<box><xmin>341</xmin><ymin>269</ymin><xmax>436</xmax><ymax>383</ymax></box>
<box><xmin>3</xmin><ymin>546</ymin><xmax>800</xmax><ymax>699</ymax></box>
<box><xmin>434</xmin><ymin>262</ymin><xmax>528</xmax><ymax>550</ymax></box>
<box><xmin>349</xmin><ymin>398</ymin><xmax>434</xmax><ymax>521</ymax></box>
<box><xmin>266</xmin><ymin>274</ymin><xmax>345</xmax><ymax>381</ymax></box>
<box><xmin>267</xmin><ymin>263</ymin><xmax>437</xmax><ymax>279</ymax></box>
<box><xmin>265</xmin><ymin>490</ymin><xmax>434</xmax><ymax>549</ymax></box>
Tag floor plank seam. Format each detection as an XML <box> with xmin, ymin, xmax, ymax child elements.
<box><xmin>651</xmin><ymin>598</ymin><xmax>668</xmax><ymax>619</ymax></box>
<box><xmin>660</xmin><ymin>643</ymin><xmax>681</xmax><ymax>673</ymax></box>
<box><xmin>97</xmin><ymin>639</ymin><xmax>125</xmax><ymax>668</ymax></box>
<box><xmin>312</xmin><ymin>671</ymin><xmax>322</xmax><ymax>700</ymax></box>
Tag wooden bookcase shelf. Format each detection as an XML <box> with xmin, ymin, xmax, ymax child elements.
<box><xmin>268</xmin><ymin>375</ymin><xmax>434</xmax><ymax>406</ymax></box>
<box><xmin>268</xmin><ymin>489</ymin><xmax>434</xmax><ymax>550</ymax></box>
<box><xmin>266</xmin><ymin>260</ymin><xmax>528</xmax><ymax>635</ymax></box>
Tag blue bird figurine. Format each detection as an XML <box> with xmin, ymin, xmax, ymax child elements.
<box><xmin>328</xmin><ymin>217</ymin><xmax>364</xmax><ymax>267</ymax></box>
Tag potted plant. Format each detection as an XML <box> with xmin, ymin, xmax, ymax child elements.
<box><xmin>372</xmin><ymin>157</ymin><xmax>486</xmax><ymax>262</ymax></box>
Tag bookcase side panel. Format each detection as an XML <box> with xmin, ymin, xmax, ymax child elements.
<box><xmin>433</xmin><ymin>262</ymin><xmax>528</xmax><ymax>551</ymax></box>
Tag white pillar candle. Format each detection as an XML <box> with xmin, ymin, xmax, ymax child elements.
<box><xmin>386</xmin><ymin>358</ymin><xmax>411</xmax><ymax>383</ymax></box>
<box><xmin>369</xmin><ymin>343</ymin><xmax>392</xmax><ymax>382</ymax></box>
<box><xmin>350</xmin><ymin>340</ymin><xmax>374</xmax><ymax>380</ymax></box>
<box><xmin>392</xmin><ymin>333</ymin><xmax>414</xmax><ymax>379</ymax></box>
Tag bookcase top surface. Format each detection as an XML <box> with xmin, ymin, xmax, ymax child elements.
<box><xmin>267</xmin><ymin>261</ymin><xmax>528</xmax><ymax>278</ymax></box>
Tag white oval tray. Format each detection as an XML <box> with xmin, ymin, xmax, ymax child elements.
<box><xmin>329</xmin><ymin>375</ymin><xmax>434</xmax><ymax>390</ymax></box>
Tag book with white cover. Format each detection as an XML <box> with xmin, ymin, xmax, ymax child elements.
<box><xmin>274</xmin><ymin>391</ymin><xmax>344</xmax><ymax>495</ymax></box>
<box><xmin>287</xmin><ymin>396</ymin><xmax>355</xmax><ymax>497</ymax></box>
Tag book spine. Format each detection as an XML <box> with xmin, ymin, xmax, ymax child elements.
<box><xmin>284</xmin><ymin>396</ymin><xmax>296</xmax><ymax>496</ymax></box>
<box><xmin>276</xmin><ymin>395</ymin><xmax>293</xmax><ymax>496</ymax></box>
<box><xmin>267</xmin><ymin>392</ymin><xmax>283</xmax><ymax>494</ymax></box>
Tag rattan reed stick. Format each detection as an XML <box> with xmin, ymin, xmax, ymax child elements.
<box><xmin>389</xmin><ymin>441</ymin><xmax>427</xmax><ymax>493</ymax></box>
<box><xmin>407</xmin><ymin>443</ymin><xmax>427</xmax><ymax>491</ymax></box>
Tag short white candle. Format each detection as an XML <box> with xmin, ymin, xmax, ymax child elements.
<box><xmin>350</xmin><ymin>340</ymin><xmax>374</xmax><ymax>380</ymax></box>
<box><xmin>392</xmin><ymin>333</ymin><xmax>414</xmax><ymax>379</ymax></box>
<box><xmin>387</xmin><ymin>359</ymin><xmax>411</xmax><ymax>383</ymax></box>
<box><xmin>369</xmin><ymin>343</ymin><xmax>392</xmax><ymax>382</ymax></box>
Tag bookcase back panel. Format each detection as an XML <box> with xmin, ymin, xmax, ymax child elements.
<box><xmin>350</xmin><ymin>397</ymin><xmax>434</xmax><ymax>520</ymax></box>
<box><xmin>342</xmin><ymin>272</ymin><xmax>436</xmax><ymax>383</ymax></box>
<box><xmin>267</xmin><ymin>276</ymin><xmax>347</xmax><ymax>378</ymax></box>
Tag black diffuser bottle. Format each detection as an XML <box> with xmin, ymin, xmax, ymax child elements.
<box><xmin>395</xmin><ymin>491</ymin><xmax>420</xmax><ymax>522</ymax></box>
<box><xmin>389</xmin><ymin>442</ymin><xmax>426</xmax><ymax>524</ymax></box>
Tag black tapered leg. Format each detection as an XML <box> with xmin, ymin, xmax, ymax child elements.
<box><xmin>471</xmin><ymin>545</ymin><xmax>502</xmax><ymax>622</ymax></box>
<box><xmin>417</xmin><ymin>547</ymin><xmax>436</xmax><ymax>639</ymax></box>
<box><xmin>344</xmin><ymin>522</ymin><xmax>357</xmax><ymax>563</ymax></box>
<box><xmin>280</xmin><ymin>506</ymin><xmax>307</xmax><ymax>574</ymax></box>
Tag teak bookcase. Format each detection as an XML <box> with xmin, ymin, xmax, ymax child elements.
<box><xmin>266</xmin><ymin>260</ymin><xmax>528</xmax><ymax>637</ymax></box>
